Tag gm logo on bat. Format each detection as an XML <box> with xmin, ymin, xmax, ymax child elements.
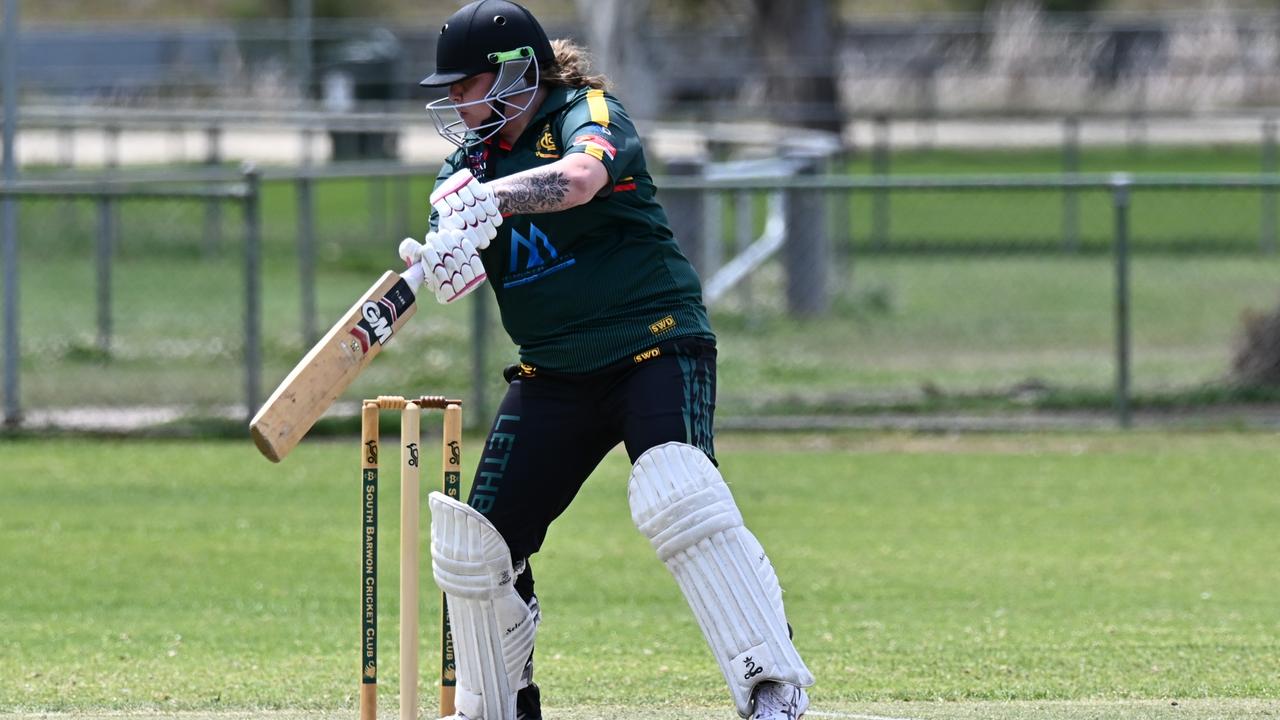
<box><xmin>348</xmin><ymin>278</ymin><xmax>416</xmax><ymax>353</ymax></box>
<box><xmin>351</xmin><ymin>300</ymin><xmax>395</xmax><ymax>351</ymax></box>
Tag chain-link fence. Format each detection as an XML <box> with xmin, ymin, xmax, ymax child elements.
<box><xmin>0</xmin><ymin>165</ymin><xmax>513</xmax><ymax>432</ymax></box>
<box><xmin>1</xmin><ymin>175</ymin><xmax>259</xmax><ymax>427</ymax></box>
<box><xmin>666</xmin><ymin>172</ymin><xmax>1280</xmax><ymax>428</ymax></box>
<box><xmin>4</xmin><ymin>166</ymin><xmax>1279</xmax><ymax>435</ymax></box>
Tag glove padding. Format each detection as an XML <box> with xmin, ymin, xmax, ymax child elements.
<box><xmin>430</xmin><ymin>169</ymin><xmax>501</xmax><ymax>251</ymax></box>
<box><xmin>399</xmin><ymin>229</ymin><xmax>487</xmax><ymax>304</ymax></box>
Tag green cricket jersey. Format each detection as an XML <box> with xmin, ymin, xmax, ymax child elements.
<box><xmin>430</xmin><ymin>85</ymin><xmax>714</xmax><ymax>373</ymax></box>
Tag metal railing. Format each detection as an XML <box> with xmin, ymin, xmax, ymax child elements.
<box><xmin>5</xmin><ymin>167</ymin><xmax>1279</xmax><ymax>432</ymax></box>
<box><xmin>665</xmin><ymin>171</ymin><xmax>1280</xmax><ymax>427</ymax></box>
<box><xmin>0</xmin><ymin>169</ymin><xmax>258</xmax><ymax>427</ymax></box>
<box><xmin>7</xmin><ymin>107</ymin><xmax>1280</xmax><ymax>264</ymax></box>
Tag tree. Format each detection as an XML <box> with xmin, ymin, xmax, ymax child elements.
<box><xmin>572</xmin><ymin>0</ymin><xmax>659</xmax><ymax>118</ymax></box>
<box><xmin>749</xmin><ymin>0</ymin><xmax>842</xmax><ymax>133</ymax></box>
<box><xmin>574</xmin><ymin>0</ymin><xmax>843</xmax><ymax>133</ymax></box>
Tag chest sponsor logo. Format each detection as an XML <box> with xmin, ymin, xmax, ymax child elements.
<box><xmin>503</xmin><ymin>222</ymin><xmax>576</xmax><ymax>289</ymax></box>
<box><xmin>649</xmin><ymin>315</ymin><xmax>676</xmax><ymax>335</ymax></box>
<box><xmin>535</xmin><ymin>123</ymin><xmax>560</xmax><ymax>159</ymax></box>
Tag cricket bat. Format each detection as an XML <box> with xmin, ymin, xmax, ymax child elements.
<box><xmin>249</xmin><ymin>265</ymin><xmax>425</xmax><ymax>462</ymax></box>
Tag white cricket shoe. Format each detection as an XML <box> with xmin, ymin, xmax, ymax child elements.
<box><xmin>750</xmin><ymin>681</ymin><xmax>809</xmax><ymax>719</ymax></box>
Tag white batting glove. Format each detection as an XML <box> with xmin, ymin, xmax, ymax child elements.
<box><xmin>399</xmin><ymin>230</ymin><xmax>487</xmax><ymax>304</ymax></box>
<box><xmin>430</xmin><ymin>169</ymin><xmax>502</xmax><ymax>251</ymax></box>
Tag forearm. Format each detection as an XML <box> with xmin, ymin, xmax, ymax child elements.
<box><xmin>489</xmin><ymin>155</ymin><xmax>608</xmax><ymax>215</ymax></box>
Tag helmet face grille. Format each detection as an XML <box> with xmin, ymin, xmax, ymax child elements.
<box><xmin>425</xmin><ymin>50</ymin><xmax>540</xmax><ymax>150</ymax></box>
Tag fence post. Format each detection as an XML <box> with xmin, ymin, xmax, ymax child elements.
<box><xmin>1261</xmin><ymin>116</ymin><xmax>1277</xmax><ymax>254</ymax></box>
<box><xmin>104</xmin><ymin>124</ymin><xmax>120</xmax><ymax>169</ymax></box>
<box><xmin>300</xmin><ymin>125</ymin><xmax>314</xmax><ymax>167</ymax></box>
<box><xmin>665</xmin><ymin>159</ymin><xmax>707</xmax><ymax>275</ymax></box>
<box><xmin>470</xmin><ymin>290</ymin><xmax>489</xmax><ymax>432</ymax></box>
<box><xmin>872</xmin><ymin>115</ymin><xmax>891</xmax><ymax>249</ymax></box>
<box><xmin>785</xmin><ymin>155</ymin><xmax>831</xmax><ymax>317</ymax></box>
<box><xmin>703</xmin><ymin>183</ymin><xmax>723</xmax><ymax>275</ymax></box>
<box><xmin>733</xmin><ymin>189</ymin><xmax>755</xmax><ymax>315</ymax></box>
<box><xmin>205</xmin><ymin>125</ymin><xmax>223</xmax><ymax>254</ymax></box>
<box><xmin>297</xmin><ymin>170</ymin><xmax>318</xmax><ymax>346</ymax></box>
<box><xmin>104</xmin><ymin>124</ymin><xmax>122</xmax><ymax>275</ymax></box>
<box><xmin>1062</xmin><ymin>116</ymin><xmax>1080</xmax><ymax>252</ymax></box>
<box><xmin>2</xmin><ymin>0</ymin><xmax>21</xmax><ymax>426</ymax></box>
<box><xmin>0</xmin><ymin>184</ymin><xmax>15</xmax><ymax>430</ymax></box>
<box><xmin>96</xmin><ymin>195</ymin><xmax>114</xmax><ymax>357</ymax></box>
<box><xmin>243</xmin><ymin>165</ymin><xmax>263</xmax><ymax>423</ymax></box>
<box><xmin>1111</xmin><ymin>174</ymin><xmax>1132</xmax><ymax>429</ymax></box>
<box><xmin>291</xmin><ymin>0</ymin><xmax>313</xmax><ymax>99</ymax></box>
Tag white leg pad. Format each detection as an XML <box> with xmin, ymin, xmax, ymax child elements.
<box><xmin>430</xmin><ymin>492</ymin><xmax>537</xmax><ymax>720</ymax></box>
<box><xmin>629</xmin><ymin>442</ymin><xmax>814</xmax><ymax>718</ymax></box>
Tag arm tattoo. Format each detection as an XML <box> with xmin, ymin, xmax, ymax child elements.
<box><xmin>494</xmin><ymin>169</ymin><xmax>572</xmax><ymax>215</ymax></box>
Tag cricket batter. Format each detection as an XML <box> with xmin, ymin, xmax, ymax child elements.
<box><xmin>400</xmin><ymin>2</ymin><xmax>814</xmax><ymax>718</ymax></box>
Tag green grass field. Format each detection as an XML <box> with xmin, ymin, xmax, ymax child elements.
<box><xmin>2</xmin><ymin>431</ymin><xmax>1278</xmax><ymax>719</ymax></box>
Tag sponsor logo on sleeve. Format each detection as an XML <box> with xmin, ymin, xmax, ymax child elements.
<box><xmin>572</xmin><ymin>132</ymin><xmax>616</xmax><ymax>160</ymax></box>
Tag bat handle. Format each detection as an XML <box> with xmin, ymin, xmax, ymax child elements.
<box><xmin>401</xmin><ymin>262</ymin><xmax>426</xmax><ymax>295</ymax></box>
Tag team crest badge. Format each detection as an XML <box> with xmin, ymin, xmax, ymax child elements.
<box><xmin>535</xmin><ymin>123</ymin><xmax>560</xmax><ymax>159</ymax></box>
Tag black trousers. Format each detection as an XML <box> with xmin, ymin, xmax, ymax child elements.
<box><xmin>469</xmin><ymin>336</ymin><xmax>717</xmax><ymax>567</ymax></box>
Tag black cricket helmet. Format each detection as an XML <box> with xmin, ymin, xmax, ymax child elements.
<box><xmin>420</xmin><ymin>0</ymin><xmax>554</xmax><ymax>87</ymax></box>
<box><xmin>421</xmin><ymin>0</ymin><xmax>555</xmax><ymax>148</ymax></box>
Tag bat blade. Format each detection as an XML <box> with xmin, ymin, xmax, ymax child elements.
<box><xmin>250</xmin><ymin>269</ymin><xmax>421</xmax><ymax>462</ymax></box>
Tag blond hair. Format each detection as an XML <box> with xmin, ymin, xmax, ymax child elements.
<box><xmin>541</xmin><ymin>39</ymin><xmax>610</xmax><ymax>91</ymax></box>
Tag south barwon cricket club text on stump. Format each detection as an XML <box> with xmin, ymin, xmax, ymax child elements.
<box><xmin>360</xmin><ymin>396</ymin><xmax>463</xmax><ymax>720</ymax></box>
